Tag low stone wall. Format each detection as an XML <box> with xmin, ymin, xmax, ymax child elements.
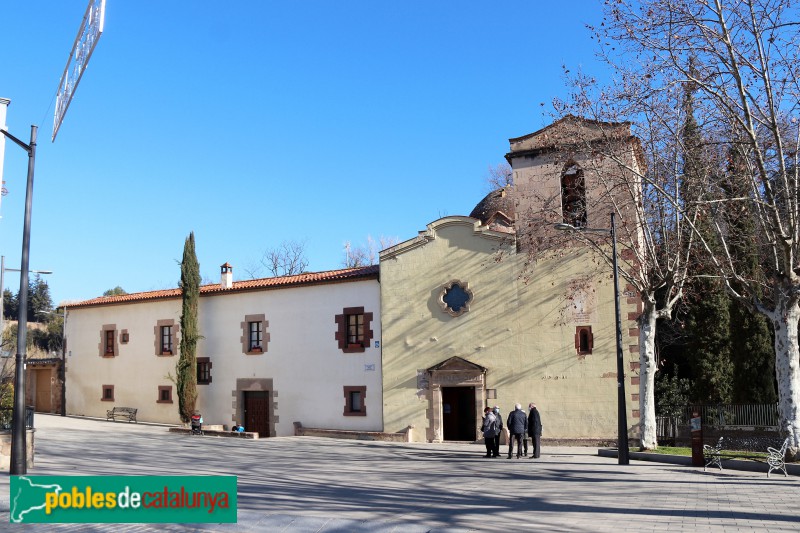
<box><xmin>541</xmin><ymin>438</ymin><xmax>632</xmax><ymax>448</ymax></box>
<box><xmin>293</xmin><ymin>422</ymin><xmax>412</xmax><ymax>442</ymax></box>
<box><xmin>0</xmin><ymin>429</ymin><xmax>35</xmax><ymax>469</ymax></box>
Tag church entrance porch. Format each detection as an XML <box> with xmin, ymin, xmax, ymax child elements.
<box><xmin>426</xmin><ymin>356</ymin><xmax>486</xmax><ymax>443</ymax></box>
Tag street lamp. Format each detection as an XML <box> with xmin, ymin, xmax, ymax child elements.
<box><xmin>555</xmin><ymin>212</ymin><xmax>630</xmax><ymax>465</ymax></box>
<box><xmin>1</xmin><ymin>120</ymin><xmax>40</xmax><ymax>475</ymax></box>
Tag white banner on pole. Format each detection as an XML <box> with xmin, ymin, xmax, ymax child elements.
<box><xmin>52</xmin><ymin>0</ymin><xmax>106</xmax><ymax>142</ymax></box>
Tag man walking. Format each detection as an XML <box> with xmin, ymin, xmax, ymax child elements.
<box><xmin>528</xmin><ymin>402</ymin><xmax>542</xmax><ymax>459</ymax></box>
<box><xmin>506</xmin><ymin>403</ymin><xmax>528</xmax><ymax>459</ymax></box>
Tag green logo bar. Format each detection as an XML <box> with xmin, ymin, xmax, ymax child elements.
<box><xmin>10</xmin><ymin>476</ymin><xmax>237</xmax><ymax>523</ymax></box>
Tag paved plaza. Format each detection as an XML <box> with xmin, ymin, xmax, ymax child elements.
<box><xmin>0</xmin><ymin>414</ymin><xmax>799</xmax><ymax>531</ymax></box>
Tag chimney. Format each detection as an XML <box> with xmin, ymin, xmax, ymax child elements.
<box><xmin>220</xmin><ymin>262</ymin><xmax>233</xmax><ymax>289</ymax></box>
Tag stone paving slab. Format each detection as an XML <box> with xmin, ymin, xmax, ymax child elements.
<box><xmin>0</xmin><ymin>414</ymin><xmax>798</xmax><ymax>531</ymax></box>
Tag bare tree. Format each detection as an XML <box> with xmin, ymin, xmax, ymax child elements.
<box><xmin>485</xmin><ymin>162</ymin><xmax>514</xmax><ymax>191</ymax></box>
<box><xmin>343</xmin><ymin>235</ymin><xmax>399</xmax><ymax>268</ymax></box>
<box><xmin>245</xmin><ymin>240</ymin><xmax>309</xmax><ymax>278</ymax></box>
<box><xmin>592</xmin><ymin>0</ymin><xmax>800</xmax><ymax>456</ymax></box>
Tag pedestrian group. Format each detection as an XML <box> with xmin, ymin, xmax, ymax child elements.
<box><xmin>482</xmin><ymin>403</ymin><xmax>542</xmax><ymax>459</ymax></box>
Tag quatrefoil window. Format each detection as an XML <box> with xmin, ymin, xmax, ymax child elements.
<box><xmin>439</xmin><ymin>280</ymin><xmax>473</xmax><ymax>317</ymax></box>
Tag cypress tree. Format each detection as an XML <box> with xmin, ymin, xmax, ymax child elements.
<box><xmin>723</xmin><ymin>143</ymin><xmax>776</xmax><ymax>404</ymax></box>
<box><xmin>176</xmin><ymin>232</ymin><xmax>200</xmax><ymax>423</ymax></box>
<box><xmin>680</xmin><ymin>86</ymin><xmax>734</xmax><ymax>404</ymax></box>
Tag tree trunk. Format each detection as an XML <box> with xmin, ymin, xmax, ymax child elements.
<box><xmin>638</xmin><ymin>303</ymin><xmax>658</xmax><ymax>450</ymax></box>
<box><xmin>769</xmin><ymin>296</ymin><xmax>800</xmax><ymax>459</ymax></box>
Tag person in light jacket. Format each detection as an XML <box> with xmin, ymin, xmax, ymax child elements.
<box><xmin>506</xmin><ymin>404</ymin><xmax>528</xmax><ymax>459</ymax></box>
<box><xmin>481</xmin><ymin>407</ymin><xmax>499</xmax><ymax>458</ymax></box>
<box><xmin>528</xmin><ymin>402</ymin><xmax>543</xmax><ymax>459</ymax></box>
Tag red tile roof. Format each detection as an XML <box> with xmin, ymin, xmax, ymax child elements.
<box><xmin>67</xmin><ymin>265</ymin><xmax>379</xmax><ymax>309</ymax></box>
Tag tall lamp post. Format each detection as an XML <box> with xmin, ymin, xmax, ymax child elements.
<box><xmin>1</xmin><ymin>123</ymin><xmax>40</xmax><ymax>475</ymax></box>
<box><xmin>555</xmin><ymin>212</ymin><xmax>630</xmax><ymax>465</ymax></box>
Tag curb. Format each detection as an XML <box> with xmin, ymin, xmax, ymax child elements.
<box><xmin>598</xmin><ymin>448</ymin><xmax>800</xmax><ymax>476</ymax></box>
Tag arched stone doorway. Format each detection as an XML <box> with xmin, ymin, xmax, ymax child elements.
<box><xmin>426</xmin><ymin>357</ymin><xmax>486</xmax><ymax>442</ymax></box>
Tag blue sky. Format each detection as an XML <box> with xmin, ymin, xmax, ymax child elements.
<box><xmin>0</xmin><ymin>1</ymin><xmax>606</xmax><ymax>306</ymax></box>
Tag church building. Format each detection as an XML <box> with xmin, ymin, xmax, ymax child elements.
<box><xmin>379</xmin><ymin>116</ymin><xmax>643</xmax><ymax>443</ymax></box>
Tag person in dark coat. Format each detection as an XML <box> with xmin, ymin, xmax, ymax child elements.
<box><xmin>528</xmin><ymin>402</ymin><xmax>543</xmax><ymax>459</ymax></box>
<box><xmin>481</xmin><ymin>406</ymin><xmax>498</xmax><ymax>458</ymax></box>
<box><xmin>506</xmin><ymin>403</ymin><xmax>528</xmax><ymax>459</ymax></box>
<box><xmin>492</xmin><ymin>406</ymin><xmax>503</xmax><ymax>457</ymax></box>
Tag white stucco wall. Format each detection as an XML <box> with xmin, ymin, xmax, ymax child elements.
<box><xmin>65</xmin><ymin>277</ymin><xmax>382</xmax><ymax>436</ymax></box>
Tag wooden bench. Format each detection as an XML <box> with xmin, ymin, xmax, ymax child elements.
<box><xmin>704</xmin><ymin>436</ymin><xmax>790</xmax><ymax>477</ymax></box>
<box><xmin>106</xmin><ymin>407</ymin><xmax>137</xmax><ymax>423</ymax></box>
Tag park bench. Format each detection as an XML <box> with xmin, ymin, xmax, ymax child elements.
<box><xmin>767</xmin><ymin>437</ymin><xmax>790</xmax><ymax>478</ymax></box>
<box><xmin>703</xmin><ymin>436</ymin><xmax>790</xmax><ymax>477</ymax></box>
<box><xmin>106</xmin><ymin>407</ymin><xmax>137</xmax><ymax>423</ymax></box>
<box><xmin>703</xmin><ymin>437</ymin><xmax>724</xmax><ymax>471</ymax></box>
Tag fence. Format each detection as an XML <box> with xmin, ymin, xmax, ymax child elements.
<box><xmin>0</xmin><ymin>406</ymin><xmax>35</xmax><ymax>430</ymax></box>
<box><xmin>657</xmin><ymin>404</ymin><xmax>779</xmax><ymax>447</ymax></box>
<box><xmin>659</xmin><ymin>404</ymin><xmax>779</xmax><ymax>429</ymax></box>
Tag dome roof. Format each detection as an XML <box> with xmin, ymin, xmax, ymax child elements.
<box><xmin>469</xmin><ymin>187</ymin><xmax>516</xmax><ymax>233</ymax></box>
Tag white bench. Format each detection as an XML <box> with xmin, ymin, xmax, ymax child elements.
<box><xmin>704</xmin><ymin>436</ymin><xmax>791</xmax><ymax>477</ymax></box>
<box><xmin>106</xmin><ymin>407</ymin><xmax>137</xmax><ymax>423</ymax></box>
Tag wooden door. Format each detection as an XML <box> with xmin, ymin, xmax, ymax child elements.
<box><xmin>244</xmin><ymin>391</ymin><xmax>270</xmax><ymax>437</ymax></box>
<box><xmin>35</xmin><ymin>369</ymin><xmax>52</xmax><ymax>412</ymax></box>
<box><xmin>442</xmin><ymin>386</ymin><xmax>476</xmax><ymax>441</ymax></box>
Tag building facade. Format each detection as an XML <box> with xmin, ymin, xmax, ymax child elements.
<box><xmin>64</xmin><ymin>265</ymin><xmax>382</xmax><ymax>437</ymax></box>
<box><xmin>379</xmin><ymin>117</ymin><xmax>643</xmax><ymax>443</ymax></box>
<box><xmin>62</xmin><ymin>117</ymin><xmax>643</xmax><ymax>444</ymax></box>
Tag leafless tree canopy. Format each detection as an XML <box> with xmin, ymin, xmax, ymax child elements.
<box><xmin>245</xmin><ymin>240</ymin><xmax>309</xmax><ymax>278</ymax></box>
<box><xmin>485</xmin><ymin>162</ymin><xmax>514</xmax><ymax>192</ymax></box>
<box><xmin>583</xmin><ymin>0</ymin><xmax>800</xmax><ymax>453</ymax></box>
<box><xmin>593</xmin><ymin>0</ymin><xmax>800</xmax><ymax>305</ymax></box>
<box><xmin>343</xmin><ymin>235</ymin><xmax>399</xmax><ymax>268</ymax></box>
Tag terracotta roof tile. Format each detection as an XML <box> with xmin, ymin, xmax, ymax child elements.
<box><xmin>68</xmin><ymin>265</ymin><xmax>379</xmax><ymax>309</ymax></box>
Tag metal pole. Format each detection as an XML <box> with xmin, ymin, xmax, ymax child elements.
<box><xmin>0</xmin><ymin>256</ymin><xmax>4</xmax><ymax>345</ymax></box>
<box><xmin>10</xmin><ymin>125</ymin><xmax>37</xmax><ymax>475</ymax></box>
<box><xmin>60</xmin><ymin>308</ymin><xmax>67</xmax><ymax>416</ymax></box>
<box><xmin>611</xmin><ymin>212</ymin><xmax>630</xmax><ymax>465</ymax></box>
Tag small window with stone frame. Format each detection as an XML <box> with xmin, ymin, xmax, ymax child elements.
<box><xmin>197</xmin><ymin>357</ymin><xmax>212</xmax><ymax>385</ymax></box>
<box><xmin>561</xmin><ymin>163</ymin><xmax>587</xmax><ymax>228</ymax></box>
<box><xmin>575</xmin><ymin>326</ymin><xmax>593</xmax><ymax>356</ymax></box>
<box><xmin>157</xmin><ymin>386</ymin><xmax>173</xmax><ymax>403</ymax></box>
<box><xmin>161</xmin><ymin>326</ymin><xmax>173</xmax><ymax>355</ymax></box>
<box><xmin>101</xmin><ymin>385</ymin><xmax>114</xmax><ymax>401</ymax></box>
<box><xmin>105</xmin><ymin>330</ymin><xmax>115</xmax><ymax>355</ymax></box>
<box><xmin>346</xmin><ymin>312</ymin><xmax>364</xmax><ymax>347</ymax></box>
<box><xmin>343</xmin><ymin>385</ymin><xmax>367</xmax><ymax>416</ymax></box>
<box><xmin>249</xmin><ymin>321</ymin><xmax>263</xmax><ymax>352</ymax></box>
